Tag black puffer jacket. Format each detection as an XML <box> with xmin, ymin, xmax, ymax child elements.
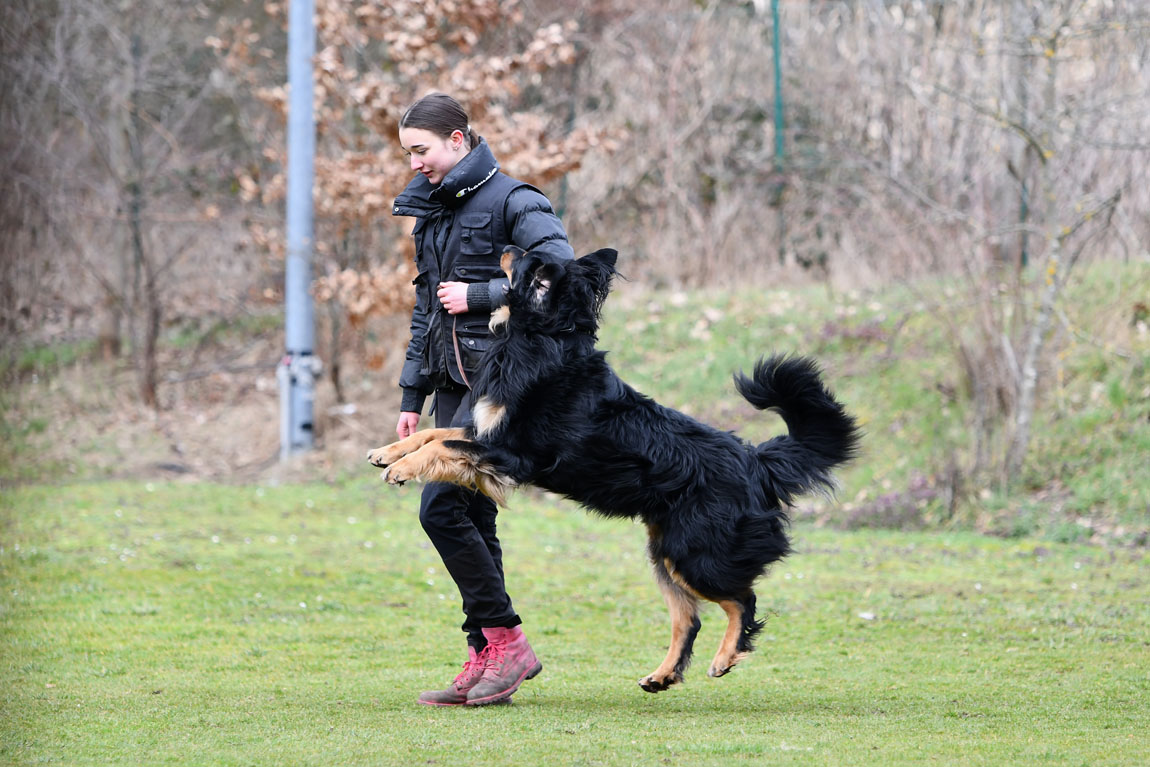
<box><xmin>393</xmin><ymin>138</ymin><xmax>574</xmax><ymax>413</ymax></box>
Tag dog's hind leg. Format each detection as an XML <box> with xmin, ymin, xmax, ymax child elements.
<box><xmin>708</xmin><ymin>591</ymin><xmax>764</xmax><ymax>678</ymax></box>
<box><xmin>639</xmin><ymin>555</ymin><xmax>701</xmax><ymax>693</ymax></box>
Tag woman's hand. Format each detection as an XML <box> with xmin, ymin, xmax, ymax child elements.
<box><xmin>436</xmin><ymin>282</ymin><xmax>470</xmax><ymax>315</ymax></box>
<box><xmin>396</xmin><ymin>411</ymin><xmax>420</xmax><ymax>439</ymax></box>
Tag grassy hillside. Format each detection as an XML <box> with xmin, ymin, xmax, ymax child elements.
<box><xmin>1</xmin><ymin>260</ymin><xmax>1147</xmax><ymax>543</ymax></box>
<box><xmin>597</xmin><ymin>260</ymin><xmax>1149</xmax><ymax>544</ymax></box>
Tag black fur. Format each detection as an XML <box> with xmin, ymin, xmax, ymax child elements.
<box><xmin>365</xmin><ymin>246</ymin><xmax>861</xmax><ymax>688</ymax></box>
<box><xmin>446</xmin><ymin>246</ymin><xmax>861</xmax><ymax>688</ymax></box>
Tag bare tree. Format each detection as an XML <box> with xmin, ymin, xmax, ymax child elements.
<box><xmin>561</xmin><ymin>0</ymin><xmax>793</xmax><ymax>286</ymax></box>
<box><xmin>556</xmin><ymin>0</ymin><xmax>1147</xmax><ymax>490</ymax></box>
<box><xmin>1</xmin><ymin>1</ymin><xmax>66</xmax><ymax>351</ymax></box>
<box><xmin>10</xmin><ymin>0</ymin><xmax>236</xmax><ymax>407</ymax></box>
<box><xmin>790</xmin><ymin>0</ymin><xmax>1146</xmax><ymax>483</ymax></box>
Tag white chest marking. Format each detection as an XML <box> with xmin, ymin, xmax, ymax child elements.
<box><xmin>489</xmin><ymin>305</ymin><xmax>510</xmax><ymax>333</ymax></box>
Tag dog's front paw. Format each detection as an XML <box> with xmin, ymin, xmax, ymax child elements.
<box><xmin>367</xmin><ymin>444</ymin><xmax>405</xmax><ymax>468</ymax></box>
<box><xmin>638</xmin><ymin>672</ymin><xmax>681</xmax><ymax>693</ymax></box>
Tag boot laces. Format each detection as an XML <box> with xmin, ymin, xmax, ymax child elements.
<box><xmin>483</xmin><ymin>640</ymin><xmax>506</xmax><ymax>670</ymax></box>
<box><xmin>453</xmin><ymin>647</ymin><xmax>488</xmax><ymax>688</ymax></box>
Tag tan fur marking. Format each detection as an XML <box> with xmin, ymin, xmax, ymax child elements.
<box><xmin>380</xmin><ymin>437</ymin><xmax>514</xmax><ymax>507</ymax></box>
<box><xmin>500</xmin><ymin>250</ymin><xmax>515</xmax><ymax>280</ymax></box>
<box><xmin>708</xmin><ymin>599</ymin><xmax>748</xmax><ymax>678</ymax></box>
<box><xmin>472</xmin><ymin>397</ymin><xmax>507</xmax><ymax>438</ymax></box>
<box><xmin>488</xmin><ymin>305</ymin><xmax>511</xmax><ymax>333</ymax></box>
<box><xmin>367</xmin><ymin>427</ymin><xmax>465</xmax><ymax>467</ymax></box>
<box><xmin>640</xmin><ymin>556</ymin><xmax>700</xmax><ymax>692</ymax></box>
<box><xmin>663</xmin><ymin>557</ymin><xmax>705</xmax><ymax>599</ymax></box>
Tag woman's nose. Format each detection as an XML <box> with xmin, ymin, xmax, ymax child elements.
<box><xmin>410</xmin><ymin>155</ymin><xmax>421</xmax><ymax>171</ymax></box>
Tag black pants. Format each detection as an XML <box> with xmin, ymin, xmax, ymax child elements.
<box><xmin>420</xmin><ymin>386</ymin><xmax>521</xmax><ymax>651</ymax></box>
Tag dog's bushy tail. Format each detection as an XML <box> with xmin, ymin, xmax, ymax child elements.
<box><xmin>735</xmin><ymin>355</ymin><xmax>860</xmax><ymax>505</ymax></box>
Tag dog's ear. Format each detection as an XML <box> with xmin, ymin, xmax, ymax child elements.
<box><xmin>530</xmin><ymin>260</ymin><xmax>566</xmax><ymax>305</ymax></box>
<box><xmin>574</xmin><ymin>248</ymin><xmax>618</xmax><ymax>305</ymax></box>
<box><xmin>580</xmin><ymin>248</ymin><xmax>618</xmax><ymax>272</ymax></box>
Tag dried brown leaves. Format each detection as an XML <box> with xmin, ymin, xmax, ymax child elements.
<box><xmin>313</xmin><ymin>259</ymin><xmax>416</xmax><ymax>324</ymax></box>
<box><xmin>211</xmin><ymin>0</ymin><xmax>611</xmax><ymax>323</ymax></box>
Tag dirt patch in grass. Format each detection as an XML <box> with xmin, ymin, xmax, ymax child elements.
<box><xmin>2</xmin><ymin>329</ymin><xmax>405</xmax><ymax>486</ymax></box>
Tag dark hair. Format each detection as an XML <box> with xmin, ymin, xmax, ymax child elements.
<box><xmin>400</xmin><ymin>93</ymin><xmax>479</xmax><ymax>149</ymax></box>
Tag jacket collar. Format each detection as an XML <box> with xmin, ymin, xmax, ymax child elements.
<box><xmin>392</xmin><ymin>137</ymin><xmax>500</xmax><ymax>217</ymax></box>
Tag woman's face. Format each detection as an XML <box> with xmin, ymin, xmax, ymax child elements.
<box><xmin>399</xmin><ymin>127</ymin><xmax>465</xmax><ymax>186</ymax></box>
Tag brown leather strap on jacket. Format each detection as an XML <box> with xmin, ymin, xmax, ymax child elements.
<box><xmin>451</xmin><ymin>315</ymin><xmax>472</xmax><ymax>389</ymax></box>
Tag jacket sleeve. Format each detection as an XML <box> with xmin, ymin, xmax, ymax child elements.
<box><xmin>399</xmin><ymin>267</ymin><xmax>433</xmax><ymax>413</ymax></box>
<box><xmin>466</xmin><ymin>187</ymin><xmax>574</xmax><ymax>312</ymax></box>
<box><xmin>507</xmin><ymin>186</ymin><xmax>574</xmax><ymax>261</ymax></box>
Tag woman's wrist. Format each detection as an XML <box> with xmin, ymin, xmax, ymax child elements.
<box><xmin>466</xmin><ymin>282</ymin><xmax>492</xmax><ymax>313</ymax></box>
<box><xmin>400</xmin><ymin>388</ymin><xmax>426</xmax><ymax>414</ymax></box>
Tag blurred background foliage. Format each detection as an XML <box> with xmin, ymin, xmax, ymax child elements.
<box><xmin>0</xmin><ymin>0</ymin><xmax>1147</xmax><ymax>541</ymax></box>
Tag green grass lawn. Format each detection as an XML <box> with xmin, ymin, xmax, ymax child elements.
<box><xmin>2</xmin><ymin>482</ymin><xmax>1147</xmax><ymax>766</ymax></box>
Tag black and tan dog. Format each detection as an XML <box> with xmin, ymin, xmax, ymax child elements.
<box><xmin>368</xmin><ymin>247</ymin><xmax>859</xmax><ymax>693</ymax></box>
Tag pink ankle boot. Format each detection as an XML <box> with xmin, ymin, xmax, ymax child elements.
<box><xmin>418</xmin><ymin>646</ymin><xmax>487</xmax><ymax>706</ymax></box>
<box><xmin>465</xmin><ymin>626</ymin><xmax>542</xmax><ymax>706</ymax></box>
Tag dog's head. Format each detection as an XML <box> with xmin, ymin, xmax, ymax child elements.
<box><xmin>492</xmin><ymin>246</ymin><xmax>619</xmax><ymax>337</ymax></box>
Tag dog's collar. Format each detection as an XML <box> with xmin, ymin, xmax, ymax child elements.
<box><xmin>510</xmin><ymin>321</ymin><xmax>596</xmax><ymax>338</ymax></box>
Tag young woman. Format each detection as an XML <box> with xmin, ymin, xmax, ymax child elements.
<box><xmin>392</xmin><ymin>93</ymin><xmax>574</xmax><ymax>706</ymax></box>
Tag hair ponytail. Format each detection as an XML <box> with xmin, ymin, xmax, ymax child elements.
<box><xmin>400</xmin><ymin>93</ymin><xmax>477</xmax><ymax>149</ymax></box>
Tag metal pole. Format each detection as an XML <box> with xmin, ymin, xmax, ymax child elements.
<box><xmin>771</xmin><ymin>0</ymin><xmax>786</xmax><ymax>265</ymax></box>
<box><xmin>771</xmin><ymin>0</ymin><xmax>784</xmax><ymax>173</ymax></box>
<box><xmin>280</xmin><ymin>0</ymin><xmax>319</xmax><ymax>459</ymax></box>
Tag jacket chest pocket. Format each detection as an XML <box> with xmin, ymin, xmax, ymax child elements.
<box><xmin>458</xmin><ymin>211</ymin><xmax>494</xmax><ymax>257</ymax></box>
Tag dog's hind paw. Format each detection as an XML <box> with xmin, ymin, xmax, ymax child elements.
<box><xmin>707</xmin><ymin>650</ymin><xmax>747</xmax><ymax>679</ymax></box>
<box><xmin>638</xmin><ymin>673</ymin><xmax>681</xmax><ymax>693</ymax></box>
